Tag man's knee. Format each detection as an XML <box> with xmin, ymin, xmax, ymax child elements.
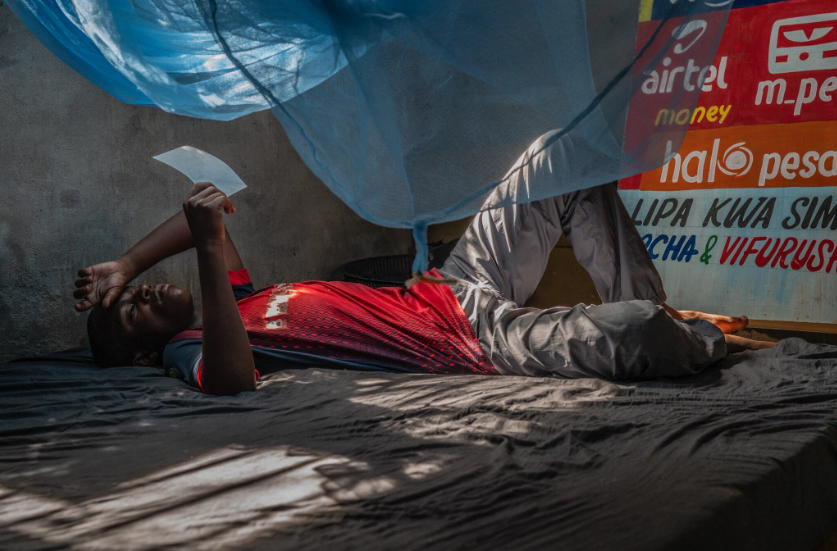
<box><xmin>598</xmin><ymin>301</ymin><xmax>693</xmax><ymax>379</ymax></box>
<box><xmin>603</xmin><ymin>300</ymin><xmax>666</xmax><ymax>334</ymax></box>
<box><xmin>614</xmin><ymin>300</ymin><xmax>724</xmax><ymax>378</ymax></box>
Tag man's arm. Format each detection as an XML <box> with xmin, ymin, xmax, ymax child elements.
<box><xmin>182</xmin><ymin>184</ymin><xmax>256</xmax><ymax>395</ymax></box>
<box><xmin>120</xmin><ymin>209</ymin><xmax>245</xmax><ymax>277</ymax></box>
<box><xmin>74</xmin><ymin>184</ymin><xmax>244</xmax><ymax>311</ymax></box>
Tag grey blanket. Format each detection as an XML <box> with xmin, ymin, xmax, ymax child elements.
<box><xmin>1</xmin><ymin>339</ymin><xmax>837</xmax><ymax>551</ymax></box>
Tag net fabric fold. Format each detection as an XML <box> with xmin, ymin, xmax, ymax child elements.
<box><xmin>8</xmin><ymin>0</ymin><xmax>731</xmax><ymax>271</ymax></box>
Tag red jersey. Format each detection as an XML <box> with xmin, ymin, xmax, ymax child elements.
<box><xmin>170</xmin><ymin>269</ymin><xmax>495</xmax><ymax>380</ymax></box>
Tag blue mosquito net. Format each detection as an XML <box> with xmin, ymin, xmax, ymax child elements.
<box><xmin>8</xmin><ymin>0</ymin><xmax>731</xmax><ymax>271</ymax></box>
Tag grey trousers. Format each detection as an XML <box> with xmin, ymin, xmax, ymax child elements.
<box><xmin>440</xmin><ymin>182</ymin><xmax>727</xmax><ymax>381</ymax></box>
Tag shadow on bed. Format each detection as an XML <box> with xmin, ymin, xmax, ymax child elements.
<box><xmin>1</xmin><ymin>340</ymin><xmax>837</xmax><ymax>551</ymax></box>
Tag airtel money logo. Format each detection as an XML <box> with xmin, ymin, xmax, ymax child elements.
<box><xmin>641</xmin><ymin>19</ymin><xmax>728</xmax><ymax>95</ymax></box>
<box><xmin>659</xmin><ymin>140</ymin><xmax>753</xmax><ymax>184</ymax></box>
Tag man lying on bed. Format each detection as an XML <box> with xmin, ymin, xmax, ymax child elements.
<box><xmin>73</xmin><ymin>168</ymin><xmax>772</xmax><ymax>397</ymax></box>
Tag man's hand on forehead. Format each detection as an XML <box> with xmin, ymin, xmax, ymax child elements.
<box><xmin>73</xmin><ymin>182</ymin><xmax>239</xmax><ymax>316</ymax></box>
<box><xmin>73</xmin><ymin>259</ymin><xmax>133</xmax><ymax>312</ymax></box>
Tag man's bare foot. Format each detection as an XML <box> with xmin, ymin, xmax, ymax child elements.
<box><xmin>678</xmin><ymin>310</ymin><xmax>749</xmax><ymax>334</ymax></box>
<box><xmin>724</xmin><ymin>334</ymin><xmax>776</xmax><ymax>353</ymax></box>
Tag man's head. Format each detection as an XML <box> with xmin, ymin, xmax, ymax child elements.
<box><xmin>87</xmin><ymin>284</ymin><xmax>195</xmax><ymax>367</ymax></box>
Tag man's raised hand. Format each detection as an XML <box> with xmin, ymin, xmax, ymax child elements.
<box><xmin>73</xmin><ymin>259</ymin><xmax>133</xmax><ymax>312</ymax></box>
<box><xmin>182</xmin><ymin>182</ymin><xmax>235</xmax><ymax>251</ymax></box>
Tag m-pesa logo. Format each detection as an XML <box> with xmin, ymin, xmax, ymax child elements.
<box><xmin>769</xmin><ymin>13</ymin><xmax>837</xmax><ymax>74</ymax></box>
<box><xmin>755</xmin><ymin>10</ymin><xmax>837</xmax><ymax>118</ymax></box>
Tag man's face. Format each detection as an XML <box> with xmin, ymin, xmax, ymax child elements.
<box><xmin>108</xmin><ymin>284</ymin><xmax>195</xmax><ymax>354</ymax></box>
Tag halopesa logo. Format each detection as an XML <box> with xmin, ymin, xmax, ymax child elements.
<box><xmin>659</xmin><ymin>139</ymin><xmax>837</xmax><ymax>187</ymax></box>
<box><xmin>716</xmin><ymin>143</ymin><xmax>754</xmax><ymax>177</ymax></box>
<box><xmin>659</xmin><ymin>139</ymin><xmax>753</xmax><ymax>184</ymax></box>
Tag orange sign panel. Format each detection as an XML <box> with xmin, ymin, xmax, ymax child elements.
<box><xmin>638</xmin><ymin>121</ymin><xmax>837</xmax><ymax>191</ymax></box>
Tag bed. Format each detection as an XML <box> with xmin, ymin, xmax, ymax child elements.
<box><xmin>1</xmin><ymin>339</ymin><xmax>836</xmax><ymax>551</ymax></box>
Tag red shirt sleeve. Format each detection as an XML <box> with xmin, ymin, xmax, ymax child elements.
<box><xmin>228</xmin><ymin>268</ymin><xmax>251</xmax><ymax>286</ymax></box>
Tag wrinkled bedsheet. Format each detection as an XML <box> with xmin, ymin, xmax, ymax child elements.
<box><xmin>1</xmin><ymin>339</ymin><xmax>837</xmax><ymax>551</ymax></box>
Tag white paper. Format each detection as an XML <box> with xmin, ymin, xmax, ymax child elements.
<box><xmin>153</xmin><ymin>146</ymin><xmax>247</xmax><ymax>196</ymax></box>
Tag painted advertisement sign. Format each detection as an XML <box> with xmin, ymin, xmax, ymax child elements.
<box><xmin>620</xmin><ymin>0</ymin><xmax>837</xmax><ymax>323</ymax></box>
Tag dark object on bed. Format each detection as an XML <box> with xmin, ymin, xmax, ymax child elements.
<box><xmin>342</xmin><ymin>254</ymin><xmax>414</xmax><ymax>288</ymax></box>
<box><xmin>1</xmin><ymin>340</ymin><xmax>837</xmax><ymax>551</ymax></box>
<box><xmin>342</xmin><ymin>240</ymin><xmax>459</xmax><ymax>288</ymax></box>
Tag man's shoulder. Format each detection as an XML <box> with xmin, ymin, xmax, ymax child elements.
<box><xmin>168</xmin><ymin>328</ymin><xmax>203</xmax><ymax>344</ymax></box>
<box><xmin>162</xmin><ymin>338</ymin><xmax>202</xmax><ymax>387</ymax></box>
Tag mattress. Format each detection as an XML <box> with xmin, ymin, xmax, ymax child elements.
<box><xmin>1</xmin><ymin>339</ymin><xmax>836</xmax><ymax>551</ymax></box>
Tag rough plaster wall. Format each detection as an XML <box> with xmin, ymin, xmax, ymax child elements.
<box><xmin>0</xmin><ymin>4</ymin><xmax>412</xmax><ymax>361</ymax></box>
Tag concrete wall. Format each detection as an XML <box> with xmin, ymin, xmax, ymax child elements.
<box><xmin>0</xmin><ymin>4</ymin><xmax>412</xmax><ymax>361</ymax></box>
